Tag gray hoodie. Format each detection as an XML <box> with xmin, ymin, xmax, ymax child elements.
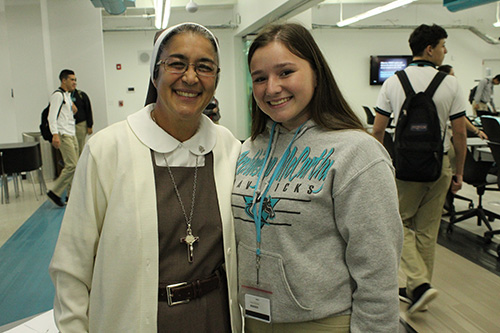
<box><xmin>231</xmin><ymin>120</ymin><xmax>403</xmax><ymax>332</ymax></box>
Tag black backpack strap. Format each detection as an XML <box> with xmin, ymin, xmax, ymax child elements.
<box><xmin>52</xmin><ymin>89</ymin><xmax>65</xmax><ymax>119</ymax></box>
<box><xmin>426</xmin><ymin>71</ymin><xmax>447</xmax><ymax>143</ymax></box>
<box><xmin>425</xmin><ymin>71</ymin><xmax>447</xmax><ymax>97</ymax></box>
<box><xmin>396</xmin><ymin>70</ymin><xmax>415</xmax><ymax>97</ymax></box>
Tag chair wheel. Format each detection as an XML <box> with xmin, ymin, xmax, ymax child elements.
<box><xmin>469</xmin><ymin>203</ymin><xmax>474</xmax><ymax>209</ymax></box>
<box><xmin>488</xmin><ymin>216</ymin><xmax>495</xmax><ymax>222</ymax></box>
<box><xmin>484</xmin><ymin>233</ymin><xmax>493</xmax><ymax>244</ymax></box>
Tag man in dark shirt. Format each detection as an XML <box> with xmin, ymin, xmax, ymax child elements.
<box><xmin>72</xmin><ymin>88</ymin><xmax>94</xmax><ymax>156</ymax></box>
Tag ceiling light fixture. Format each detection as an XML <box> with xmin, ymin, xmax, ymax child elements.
<box><xmin>162</xmin><ymin>0</ymin><xmax>171</xmax><ymax>28</ymax></box>
<box><xmin>494</xmin><ymin>2</ymin><xmax>500</xmax><ymax>27</ymax></box>
<box><xmin>337</xmin><ymin>0</ymin><xmax>416</xmax><ymax>27</ymax></box>
<box><xmin>186</xmin><ymin>0</ymin><xmax>199</xmax><ymax>13</ymax></box>
<box><xmin>154</xmin><ymin>0</ymin><xmax>171</xmax><ymax>29</ymax></box>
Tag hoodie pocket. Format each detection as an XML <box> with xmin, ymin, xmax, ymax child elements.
<box><xmin>238</xmin><ymin>242</ymin><xmax>312</xmax><ymax>322</ymax></box>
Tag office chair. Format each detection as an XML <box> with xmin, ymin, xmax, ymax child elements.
<box><xmin>363</xmin><ymin>106</ymin><xmax>375</xmax><ymax>125</ymax></box>
<box><xmin>382</xmin><ymin>130</ymin><xmax>395</xmax><ymax>160</ymax></box>
<box><xmin>443</xmin><ymin>140</ymin><xmax>473</xmax><ymax>220</ymax></box>
<box><xmin>446</xmin><ymin>146</ymin><xmax>500</xmax><ymax>239</ymax></box>
<box><xmin>443</xmin><ymin>188</ymin><xmax>474</xmax><ymax>222</ymax></box>
<box><xmin>481</xmin><ymin>116</ymin><xmax>500</xmax><ymax>143</ymax></box>
<box><xmin>484</xmin><ymin>142</ymin><xmax>500</xmax><ymax>248</ymax></box>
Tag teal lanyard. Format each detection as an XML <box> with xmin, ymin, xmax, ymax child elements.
<box><xmin>251</xmin><ymin>121</ymin><xmax>306</xmax><ymax>282</ymax></box>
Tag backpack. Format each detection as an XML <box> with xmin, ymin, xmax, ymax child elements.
<box><xmin>393</xmin><ymin>70</ymin><xmax>447</xmax><ymax>182</ymax></box>
<box><xmin>468</xmin><ymin>85</ymin><xmax>477</xmax><ymax>104</ymax></box>
<box><xmin>40</xmin><ymin>89</ymin><xmax>65</xmax><ymax>142</ymax></box>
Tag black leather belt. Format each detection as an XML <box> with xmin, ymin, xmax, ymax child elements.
<box><xmin>158</xmin><ymin>267</ymin><xmax>224</xmax><ymax>306</ymax></box>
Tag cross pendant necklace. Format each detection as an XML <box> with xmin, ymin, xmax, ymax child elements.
<box><xmin>160</xmin><ymin>136</ymin><xmax>200</xmax><ymax>263</ymax></box>
<box><xmin>164</xmin><ymin>155</ymin><xmax>199</xmax><ymax>263</ymax></box>
<box><xmin>181</xmin><ymin>226</ymin><xmax>199</xmax><ymax>263</ymax></box>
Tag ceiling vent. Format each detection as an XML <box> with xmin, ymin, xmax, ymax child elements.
<box><xmin>444</xmin><ymin>0</ymin><xmax>497</xmax><ymax>12</ymax></box>
<box><xmin>91</xmin><ymin>0</ymin><xmax>136</xmax><ymax>15</ymax></box>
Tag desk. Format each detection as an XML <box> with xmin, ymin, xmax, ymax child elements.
<box><xmin>0</xmin><ymin>142</ymin><xmax>46</xmax><ymax>204</ymax></box>
<box><xmin>0</xmin><ymin>142</ymin><xmax>40</xmax><ymax>150</ymax></box>
<box><xmin>467</xmin><ymin>137</ymin><xmax>488</xmax><ymax>148</ymax></box>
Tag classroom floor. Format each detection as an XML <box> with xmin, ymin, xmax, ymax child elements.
<box><xmin>400</xmin><ymin>183</ymin><xmax>500</xmax><ymax>333</ymax></box>
<box><xmin>1</xmin><ymin>178</ymin><xmax>500</xmax><ymax>332</ymax></box>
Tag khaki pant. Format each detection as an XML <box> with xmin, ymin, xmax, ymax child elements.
<box><xmin>245</xmin><ymin>315</ymin><xmax>350</xmax><ymax>333</ymax></box>
<box><xmin>472</xmin><ymin>101</ymin><xmax>491</xmax><ymax>116</ymax></box>
<box><xmin>398</xmin><ymin>155</ymin><xmax>452</xmax><ymax>296</ymax></box>
<box><xmin>75</xmin><ymin>121</ymin><xmax>88</xmax><ymax>156</ymax></box>
<box><xmin>50</xmin><ymin>134</ymin><xmax>79</xmax><ymax>197</ymax></box>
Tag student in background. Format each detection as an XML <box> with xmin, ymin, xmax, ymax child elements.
<box><xmin>438</xmin><ymin>64</ymin><xmax>487</xmax><ymax>140</ymax></box>
<box><xmin>232</xmin><ymin>23</ymin><xmax>403</xmax><ymax>332</ymax></box>
<box><xmin>373</xmin><ymin>24</ymin><xmax>467</xmax><ymax>315</ymax></box>
<box><xmin>203</xmin><ymin>97</ymin><xmax>221</xmax><ymax>123</ymax></box>
<box><xmin>71</xmin><ymin>88</ymin><xmax>94</xmax><ymax>155</ymax></box>
<box><xmin>46</xmin><ymin>69</ymin><xmax>78</xmax><ymax>207</ymax></box>
<box><xmin>472</xmin><ymin>74</ymin><xmax>500</xmax><ymax>116</ymax></box>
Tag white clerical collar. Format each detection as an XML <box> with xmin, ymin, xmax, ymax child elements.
<box><xmin>127</xmin><ymin>104</ymin><xmax>217</xmax><ymax>156</ymax></box>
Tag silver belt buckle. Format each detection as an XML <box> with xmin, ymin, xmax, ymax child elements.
<box><xmin>166</xmin><ymin>282</ymin><xmax>189</xmax><ymax>306</ymax></box>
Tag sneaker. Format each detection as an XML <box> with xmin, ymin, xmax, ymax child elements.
<box><xmin>407</xmin><ymin>283</ymin><xmax>438</xmax><ymax>315</ymax></box>
<box><xmin>47</xmin><ymin>190</ymin><xmax>65</xmax><ymax>207</ymax></box>
<box><xmin>399</xmin><ymin>288</ymin><xmax>412</xmax><ymax>304</ymax></box>
<box><xmin>400</xmin><ymin>288</ymin><xmax>428</xmax><ymax>311</ymax></box>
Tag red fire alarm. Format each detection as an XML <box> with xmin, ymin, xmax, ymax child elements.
<box><xmin>116</xmin><ymin>64</ymin><xmax>122</xmax><ymax>70</ymax></box>
<box><xmin>118</xmin><ymin>100</ymin><xmax>124</xmax><ymax>107</ymax></box>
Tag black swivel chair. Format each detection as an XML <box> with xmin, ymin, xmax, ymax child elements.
<box><xmin>481</xmin><ymin>116</ymin><xmax>500</xmax><ymax>142</ymax></box>
<box><xmin>367</xmin><ymin>106</ymin><xmax>396</xmax><ymax>128</ymax></box>
<box><xmin>447</xmin><ymin>146</ymin><xmax>500</xmax><ymax>237</ymax></box>
<box><xmin>481</xmin><ymin>115</ymin><xmax>500</xmax><ymax>187</ymax></box>
<box><xmin>363</xmin><ymin>106</ymin><xmax>375</xmax><ymax>125</ymax></box>
<box><xmin>382</xmin><ymin>130</ymin><xmax>395</xmax><ymax>160</ymax></box>
<box><xmin>484</xmin><ymin>142</ymin><xmax>500</xmax><ymax>246</ymax></box>
<box><xmin>443</xmin><ymin>188</ymin><xmax>474</xmax><ymax>223</ymax></box>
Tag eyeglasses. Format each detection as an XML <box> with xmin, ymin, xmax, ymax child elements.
<box><xmin>157</xmin><ymin>57</ymin><xmax>219</xmax><ymax>77</ymax></box>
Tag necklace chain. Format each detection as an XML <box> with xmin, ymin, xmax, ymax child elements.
<box><xmin>152</xmin><ymin>110</ymin><xmax>199</xmax><ymax>230</ymax></box>
<box><xmin>151</xmin><ymin>110</ymin><xmax>200</xmax><ymax>264</ymax></box>
<box><xmin>151</xmin><ymin>110</ymin><xmax>198</xmax><ymax>233</ymax></box>
<box><xmin>152</xmin><ymin>110</ymin><xmax>200</xmax><ymax>262</ymax></box>
<box><xmin>163</xmin><ymin>155</ymin><xmax>198</xmax><ymax>231</ymax></box>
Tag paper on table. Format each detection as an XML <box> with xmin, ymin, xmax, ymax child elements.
<box><xmin>5</xmin><ymin>310</ymin><xmax>57</xmax><ymax>333</ymax></box>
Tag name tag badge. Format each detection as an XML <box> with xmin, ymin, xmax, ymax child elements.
<box><xmin>241</xmin><ymin>283</ymin><xmax>272</xmax><ymax>323</ymax></box>
<box><xmin>245</xmin><ymin>294</ymin><xmax>271</xmax><ymax>323</ymax></box>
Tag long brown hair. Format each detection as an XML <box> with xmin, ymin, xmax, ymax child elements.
<box><xmin>248</xmin><ymin>23</ymin><xmax>364</xmax><ymax>140</ymax></box>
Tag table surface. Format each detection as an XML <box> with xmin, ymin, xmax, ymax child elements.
<box><xmin>0</xmin><ymin>142</ymin><xmax>39</xmax><ymax>150</ymax></box>
<box><xmin>467</xmin><ymin>137</ymin><xmax>488</xmax><ymax>147</ymax></box>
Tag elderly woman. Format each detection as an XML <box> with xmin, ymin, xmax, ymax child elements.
<box><xmin>50</xmin><ymin>23</ymin><xmax>241</xmax><ymax>332</ymax></box>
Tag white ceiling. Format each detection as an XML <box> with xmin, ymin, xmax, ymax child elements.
<box><xmin>99</xmin><ymin>0</ymin><xmax>500</xmax><ymax>44</ymax></box>
<box><xmin>134</xmin><ymin>0</ymin><xmax>236</xmax><ymax>6</ymax></box>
